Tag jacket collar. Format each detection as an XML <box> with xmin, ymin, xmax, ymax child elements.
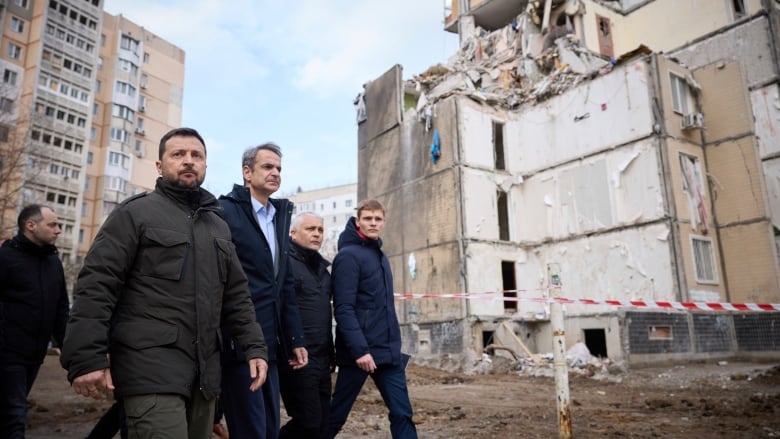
<box><xmin>4</xmin><ymin>233</ymin><xmax>58</xmax><ymax>257</ymax></box>
<box><xmin>289</xmin><ymin>239</ymin><xmax>329</xmax><ymax>269</ymax></box>
<box><xmin>155</xmin><ymin>177</ymin><xmax>219</xmax><ymax>212</ymax></box>
<box><xmin>223</xmin><ymin>184</ymin><xmax>290</xmax><ymax>212</ymax></box>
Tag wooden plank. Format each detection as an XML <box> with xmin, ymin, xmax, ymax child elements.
<box><xmin>501</xmin><ymin>321</ymin><xmax>542</xmax><ymax>363</ymax></box>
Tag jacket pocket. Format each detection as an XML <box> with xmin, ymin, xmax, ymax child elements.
<box><xmin>214</xmin><ymin>238</ymin><xmax>234</xmax><ymax>284</ymax></box>
<box><xmin>112</xmin><ymin>321</ymin><xmax>178</xmax><ymax>350</ymax></box>
<box><xmin>139</xmin><ymin>228</ymin><xmax>189</xmax><ymax>280</ymax></box>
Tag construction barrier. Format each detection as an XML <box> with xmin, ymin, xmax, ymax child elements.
<box><xmin>394</xmin><ymin>292</ymin><xmax>780</xmax><ymax>312</ymax></box>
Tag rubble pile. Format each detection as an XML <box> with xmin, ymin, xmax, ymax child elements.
<box><xmin>410</xmin><ymin>1</ymin><xmax>613</xmax><ymax>125</ymax></box>
<box><xmin>476</xmin><ymin>341</ymin><xmax>627</xmax><ymax>382</ymax></box>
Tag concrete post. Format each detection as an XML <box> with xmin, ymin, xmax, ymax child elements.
<box><xmin>551</xmin><ymin>301</ymin><xmax>572</xmax><ymax>439</ymax></box>
<box><xmin>542</xmin><ymin>0</ymin><xmax>553</xmax><ymax>34</ymax></box>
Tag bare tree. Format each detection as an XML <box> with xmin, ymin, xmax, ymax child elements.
<box><xmin>0</xmin><ymin>74</ymin><xmax>46</xmax><ymax>239</ymax></box>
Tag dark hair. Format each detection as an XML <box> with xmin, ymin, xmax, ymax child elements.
<box><xmin>242</xmin><ymin>143</ymin><xmax>282</xmax><ymax>169</ymax></box>
<box><xmin>356</xmin><ymin>199</ymin><xmax>385</xmax><ymax>218</ymax></box>
<box><xmin>159</xmin><ymin>127</ymin><xmax>206</xmax><ymax>160</ymax></box>
<box><xmin>17</xmin><ymin>204</ymin><xmax>47</xmax><ymax>230</ymax></box>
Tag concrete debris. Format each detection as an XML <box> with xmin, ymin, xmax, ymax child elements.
<box><xmin>566</xmin><ymin>341</ymin><xmax>592</xmax><ymax>367</ymax></box>
<box><xmin>410</xmin><ymin>3</ymin><xmax>615</xmax><ymax>123</ymax></box>
<box><xmin>477</xmin><ymin>336</ymin><xmax>626</xmax><ymax>382</ymax></box>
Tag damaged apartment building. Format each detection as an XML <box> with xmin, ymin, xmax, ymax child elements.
<box><xmin>356</xmin><ymin>0</ymin><xmax>780</xmax><ymax>369</ymax></box>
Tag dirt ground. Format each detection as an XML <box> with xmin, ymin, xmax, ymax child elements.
<box><xmin>26</xmin><ymin>353</ymin><xmax>780</xmax><ymax>439</ymax></box>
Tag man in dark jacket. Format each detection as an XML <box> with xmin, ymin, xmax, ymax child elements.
<box><xmin>219</xmin><ymin>143</ymin><xmax>307</xmax><ymax>439</ymax></box>
<box><xmin>279</xmin><ymin>212</ymin><xmax>333</xmax><ymax>439</ymax></box>
<box><xmin>328</xmin><ymin>199</ymin><xmax>417</xmax><ymax>438</ymax></box>
<box><xmin>61</xmin><ymin>128</ymin><xmax>268</xmax><ymax>439</ymax></box>
<box><xmin>0</xmin><ymin>204</ymin><xmax>69</xmax><ymax>438</ymax></box>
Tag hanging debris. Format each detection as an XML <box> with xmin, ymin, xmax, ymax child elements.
<box><xmin>409</xmin><ymin>1</ymin><xmax>616</xmax><ymax>124</ymax></box>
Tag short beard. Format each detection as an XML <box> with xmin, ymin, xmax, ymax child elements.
<box><xmin>174</xmin><ymin>177</ymin><xmax>203</xmax><ymax>189</ymax></box>
<box><xmin>161</xmin><ymin>174</ymin><xmax>203</xmax><ymax>189</ymax></box>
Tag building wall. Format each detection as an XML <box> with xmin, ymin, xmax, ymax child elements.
<box><xmin>487</xmin><ymin>60</ymin><xmax>655</xmax><ymax>175</ymax></box>
<box><xmin>80</xmin><ymin>12</ymin><xmax>184</xmax><ymax>257</ymax></box>
<box><xmin>386</xmin><ymin>170</ymin><xmax>464</xmax><ymax>322</ymax></box>
<box><xmin>670</xmin><ymin>16</ymin><xmax>776</xmax><ymax>89</ymax></box>
<box><xmin>357</xmin><ymin>67</ymin><xmax>466</xmax><ymax>326</ymax></box>
<box><xmin>752</xmin><ymin>84</ymin><xmax>780</xmax><ymax>161</ymax></box>
<box><xmin>0</xmin><ymin>0</ymin><xmax>103</xmax><ymax>264</ymax></box>
<box><xmin>581</xmin><ymin>0</ymin><xmax>764</xmax><ymax>59</ymax></box>
<box><xmin>696</xmin><ymin>60</ymin><xmax>780</xmax><ymax>302</ymax></box>
<box><xmin>362</xmin><ymin>2</ymin><xmax>780</xmax><ymax>366</ymax></box>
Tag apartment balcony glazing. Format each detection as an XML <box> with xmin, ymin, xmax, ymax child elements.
<box><xmin>35</xmin><ymin>172</ymin><xmax>81</xmax><ymax>194</ymax></box>
<box><xmin>41</xmin><ymin>34</ymin><xmax>97</xmax><ymax>69</ymax></box>
<box><xmin>45</xmin><ymin>4</ymin><xmax>100</xmax><ymax>40</ymax></box>
<box><xmin>36</xmin><ymin>86</ymin><xmax>91</xmax><ymax>115</ymax></box>
<box><xmin>33</xmin><ymin>115</ymin><xmax>87</xmax><ymax>141</ymax></box>
<box><xmin>30</xmin><ymin>140</ymin><xmax>84</xmax><ymax>168</ymax></box>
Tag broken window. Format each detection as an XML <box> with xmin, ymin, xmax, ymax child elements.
<box><xmin>596</xmin><ymin>15</ymin><xmax>614</xmax><ymax>58</ymax></box>
<box><xmin>501</xmin><ymin>260</ymin><xmax>517</xmax><ymax>312</ymax></box>
<box><xmin>731</xmin><ymin>0</ymin><xmax>746</xmax><ymax>20</ymax></box>
<box><xmin>679</xmin><ymin>153</ymin><xmax>708</xmax><ymax>232</ymax></box>
<box><xmin>497</xmin><ymin>190</ymin><xmax>509</xmax><ymax>241</ymax></box>
<box><xmin>669</xmin><ymin>73</ymin><xmax>694</xmax><ymax>115</ymax></box>
<box><xmin>648</xmin><ymin>325</ymin><xmax>673</xmax><ymax>340</ymax></box>
<box><xmin>492</xmin><ymin>121</ymin><xmax>505</xmax><ymax>170</ymax></box>
<box><xmin>691</xmin><ymin>235</ymin><xmax>718</xmax><ymax>284</ymax></box>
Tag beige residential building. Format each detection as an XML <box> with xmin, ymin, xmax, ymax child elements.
<box><xmin>79</xmin><ymin>12</ymin><xmax>185</xmax><ymax>258</ymax></box>
<box><xmin>0</xmin><ymin>0</ymin><xmax>102</xmax><ymax>268</ymax></box>
<box><xmin>359</xmin><ymin>0</ymin><xmax>780</xmax><ymax>367</ymax></box>
<box><xmin>288</xmin><ymin>182</ymin><xmax>357</xmax><ymax>261</ymax></box>
<box><xmin>0</xmin><ymin>2</ymin><xmax>184</xmax><ymax>295</ymax></box>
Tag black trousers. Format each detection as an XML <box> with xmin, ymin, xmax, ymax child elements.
<box><xmin>0</xmin><ymin>362</ymin><xmax>40</xmax><ymax>439</ymax></box>
<box><xmin>279</xmin><ymin>360</ymin><xmax>331</xmax><ymax>439</ymax></box>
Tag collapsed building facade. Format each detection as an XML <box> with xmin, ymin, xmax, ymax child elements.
<box><xmin>357</xmin><ymin>0</ymin><xmax>780</xmax><ymax>368</ymax></box>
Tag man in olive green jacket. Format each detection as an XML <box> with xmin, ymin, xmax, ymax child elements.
<box><xmin>62</xmin><ymin>128</ymin><xmax>267</xmax><ymax>439</ymax></box>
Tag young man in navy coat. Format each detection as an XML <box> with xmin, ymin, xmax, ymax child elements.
<box><xmin>328</xmin><ymin>199</ymin><xmax>417</xmax><ymax>438</ymax></box>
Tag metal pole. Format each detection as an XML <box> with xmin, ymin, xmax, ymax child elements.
<box><xmin>551</xmin><ymin>301</ymin><xmax>572</xmax><ymax>439</ymax></box>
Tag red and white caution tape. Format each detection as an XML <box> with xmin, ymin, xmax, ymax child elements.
<box><xmin>394</xmin><ymin>292</ymin><xmax>780</xmax><ymax>312</ymax></box>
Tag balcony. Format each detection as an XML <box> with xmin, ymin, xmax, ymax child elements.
<box><xmin>46</xmin><ymin>12</ymin><xmax>99</xmax><ymax>40</ymax></box>
<box><xmin>42</xmin><ymin>33</ymin><xmax>97</xmax><ymax>66</ymax></box>
<box><xmin>445</xmin><ymin>0</ymin><xmax>529</xmax><ymax>33</ymax></box>
<box><xmin>103</xmin><ymin>188</ymin><xmax>130</xmax><ymax>204</ymax></box>
<box><xmin>34</xmin><ymin>173</ymin><xmax>81</xmax><ymax>194</ymax></box>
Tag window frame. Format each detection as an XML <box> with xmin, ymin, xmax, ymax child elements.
<box><xmin>7</xmin><ymin>42</ymin><xmax>21</xmax><ymax>59</ymax></box>
<box><xmin>690</xmin><ymin>235</ymin><xmax>719</xmax><ymax>284</ymax></box>
<box><xmin>669</xmin><ymin>72</ymin><xmax>693</xmax><ymax>115</ymax></box>
<box><xmin>10</xmin><ymin>16</ymin><xmax>25</xmax><ymax>33</ymax></box>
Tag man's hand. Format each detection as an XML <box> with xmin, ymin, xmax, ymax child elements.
<box><xmin>356</xmin><ymin>353</ymin><xmax>376</xmax><ymax>374</ymax></box>
<box><xmin>248</xmin><ymin>358</ymin><xmax>268</xmax><ymax>391</ymax></box>
<box><xmin>73</xmin><ymin>368</ymin><xmax>114</xmax><ymax>400</ymax></box>
<box><xmin>288</xmin><ymin>347</ymin><xmax>309</xmax><ymax>370</ymax></box>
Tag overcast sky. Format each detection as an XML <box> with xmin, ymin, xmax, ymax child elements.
<box><xmin>103</xmin><ymin>0</ymin><xmax>459</xmax><ymax>196</ymax></box>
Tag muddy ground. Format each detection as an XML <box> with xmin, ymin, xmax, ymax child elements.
<box><xmin>26</xmin><ymin>353</ymin><xmax>780</xmax><ymax>438</ymax></box>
